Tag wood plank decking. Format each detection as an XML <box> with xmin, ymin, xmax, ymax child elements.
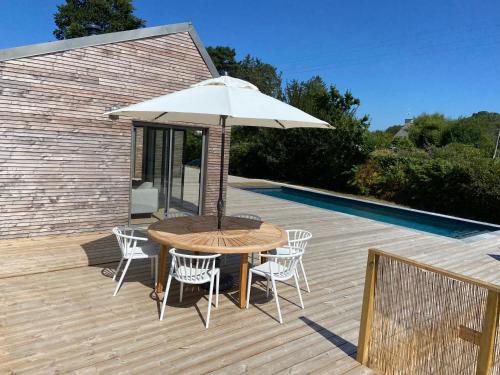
<box><xmin>1</xmin><ymin>179</ymin><xmax>499</xmax><ymax>374</ymax></box>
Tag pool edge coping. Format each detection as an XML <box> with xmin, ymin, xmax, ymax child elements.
<box><xmin>232</xmin><ymin>177</ymin><xmax>500</xmax><ymax>241</ymax></box>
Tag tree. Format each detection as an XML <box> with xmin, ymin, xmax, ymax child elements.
<box><xmin>207</xmin><ymin>46</ymin><xmax>285</xmax><ymax>179</ymax></box>
<box><xmin>229</xmin><ymin>75</ymin><xmax>370</xmax><ymax>190</ymax></box>
<box><xmin>237</xmin><ymin>55</ymin><xmax>282</xmax><ymax>98</ymax></box>
<box><xmin>367</xmin><ymin>125</ymin><xmax>402</xmax><ymax>150</ymax></box>
<box><xmin>207</xmin><ymin>47</ymin><xmax>370</xmax><ymax>191</ymax></box>
<box><xmin>53</xmin><ymin>0</ymin><xmax>145</xmax><ymax>40</ymax></box>
<box><xmin>441</xmin><ymin>111</ymin><xmax>500</xmax><ymax>154</ymax></box>
<box><xmin>282</xmin><ymin>77</ymin><xmax>370</xmax><ymax>188</ymax></box>
<box><xmin>441</xmin><ymin>122</ymin><xmax>488</xmax><ymax>151</ymax></box>
<box><xmin>408</xmin><ymin>113</ymin><xmax>448</xmax><ymax>148</ymax></box>
<box><xmin>205</xmin><ymin>46</ymin><xmax>239</xmax><ymax>77</ymax></box>
<box><xmin>385</xmin><ymin>125</ymin><xmax>404</xmax><ymax>136</ymax></box>
<box><xmin>207</xmin><ymin>46</ymin><xmax>282</xmax><ymax>97</ymax></box>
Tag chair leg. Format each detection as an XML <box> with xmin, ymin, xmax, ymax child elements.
<box><xmin>179</xmin><ymin>282</ymin><xmax>184</xmax><ymax>303</ymax></box>
<box><xmin>150</xmin><ymin>258</ymin><xmax>154</xmax><ymax>277</ymax></box>
<box><xmin>266</xmin><ymin>277</ymin><xmax>270</xmax><ymax>298</ymax></box>
<box><xmin>246</xmin><ymin>271</ymin><xmax>253</xmax><ymax>308</ymax></box>
<box><xmin>154</xmin><ymin>256</ymin><xmax>158</xmax><ymax>287</ymax></box>
<box><xmin>271</xmin><ymin>276</ymin><xmax>282</xmax><ymax>324</ymax></box>
<box><xmin>113</xmin><ymin>257</ymin><xmax>132</xmax><ymax>296</ymax></box>
<box><xmin>294</xmin><ymin>272</ymin><xmax>304</xmax><ymax>309</ymax></box>
<box><xmin>215</xmin><ymin>271</ymin><xmax>220</xmax><ymax>308</ymax></box>
<box><xmin>113</xmin><ymin>257</ymin><xmax>124</xmax><ymax>281</ymax></box>
<box><xmin>299</xmin><ymin>258</ymin><xmax>310</xmax><ymax>293</ymax></box>
<box><xmin>250</xmin><ymin>252</ymin><xmax>254</xmax><ymax>265</ymax></box>
<box><xmin>206</xmin><ymin>275</ymin><xmax>215</xmax><ymax>328</ymax></box>
<box><xmin>160</xmin><ymin>274</ymin><xmax>173</xmax><ymax>321</ymax></box>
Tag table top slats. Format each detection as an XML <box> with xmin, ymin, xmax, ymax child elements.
<box><xmin>148</xmin><ymin>215</ymin><xmax>288</xmax><ymax>253</ymax></box>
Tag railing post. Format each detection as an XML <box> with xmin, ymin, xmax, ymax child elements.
<box><xmin>357</xmin><ymin>248</ymin><xmax>379</xmax><ymax>365</ymax></box>
<box><xmin>476</xmin><ymin>290</ymin><xmax>500</xmax><ymax>375</ymax></box>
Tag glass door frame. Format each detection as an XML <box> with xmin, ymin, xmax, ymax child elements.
<box><xmin>128</xmin><ymin>122</ymin><xmax>207</xmax><ymax>224</ymax></box>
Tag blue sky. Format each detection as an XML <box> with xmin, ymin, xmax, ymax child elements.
<box><xmin>1</xmin><ymin>0</ymin><xmax>499</xmax><ymax>129</ymax></box>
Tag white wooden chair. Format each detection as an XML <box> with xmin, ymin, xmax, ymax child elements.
<box><xmin>246</xmin><ymin>250</ymin><xmax>304</xmax><ymax>324</ymax></box>
<box><xmin>274</xmin><ymin>229</ymin><xmax>312</xmax><ymax>292</ymax></box>
<box><xmin>231</xmin><ymin>213</ymin><xmax>262</xmax><ymax>265</ymax></box>
<box><xmin>160</xmin><ymin>249</ymin><xmax>221</xmax><ymax>328</ymax></box>
<box><xmin>112</xmin><ymin>226</ymin><xmax>159</xmax><ymax>296</ymax></box>
<box><xmin>164</xmin><ymin>211</ymin><xmax>195</xmax><ymax>219</ymax></box>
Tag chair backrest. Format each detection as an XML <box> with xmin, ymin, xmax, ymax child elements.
<box><xmin>112</xmin><ymin>226</ymin><xmax>137</xmax><ymax>258</ymax></box>
<box><xmin>286</xmin><ymin>229</ymin><xmax>312</xmax><ymax>252</ymax></box>
<box><xmin>231</xmin><ymin>213</ymin><xmax>262</xmax><ymax>221</ymax></box>
<box><xmin>169</xmin><ymin>248</ymin><xmax>220</xmax><ymax>284</ymax></box>
<box><xmin>165</xmin><ymin>211</ymin><xmax>195</xmax><ymax>219</ymax></box>
<box><xmin>261</xmin><ymin>249</ymin><xmax>304</xmax><ymax>280</ymax></box>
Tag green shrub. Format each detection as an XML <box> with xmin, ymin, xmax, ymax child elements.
<box><xmin>353</xmin><ymin>148</ymin><xmax>500</xmax><ymax>224</ymax></box>
<box><xmin>408</xmin><ymin>113</ymin><xmax>448</xmax><ymax>147</ymax></box>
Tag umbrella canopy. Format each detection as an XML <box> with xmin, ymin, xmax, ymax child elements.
<box><xmin>106</xmin><ymin>76</ymin><xmax>330</xmax><ymax>129</ymax></box>
<box><xmin>107</xmin><ymin>76</ymin><xmax>331</xmax><ymax>229</ymax></box>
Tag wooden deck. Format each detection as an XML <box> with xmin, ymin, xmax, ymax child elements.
<box><xmin>1</xmin><ymin>178</ymin><xmax>500</xmax><ymax>374</ymax></box>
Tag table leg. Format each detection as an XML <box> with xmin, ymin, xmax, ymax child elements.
<box><xmin>239</xmin><ymin>254</ymin><xmax>249</xmax><ymax>309</ymax></box>
<box><xmin>156</xmin><ymin>244</ymin><xmax>169</xmax><ymax>294</ymax></box>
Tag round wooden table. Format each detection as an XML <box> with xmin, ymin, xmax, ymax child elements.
<box><xmin>148</xmin><ymin>215</ymin><xmax>288</xmax><ymax>308</ymax></box>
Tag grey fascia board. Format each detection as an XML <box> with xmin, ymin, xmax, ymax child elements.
<box><xmin>0</xmin><ymin>22</ymin><xmax>218</xmax><ymax>77</ymax></box>
<box><xmin>187</xmin><ymin>24</ymin><xmax>219</xmax><ymax>77</ymax></box>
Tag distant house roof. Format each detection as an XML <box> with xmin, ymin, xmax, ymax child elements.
<box><xmin>394</xmin><ymin>118</ymin><xmax>414</xmax><ymax>138</ymax></box>
<box><xmin>394</xmin><ymin>125</ymin><xmax>410</xmax><ymax>138</ymax></box>
<box><xmin>0</xmin><ymin>22</ymin><xmax>219</xmax><ymax>77</ymax></box>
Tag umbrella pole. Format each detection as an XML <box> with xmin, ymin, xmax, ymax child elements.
<box><xmin>217</xmin><ymin>116</ymin><xmax>227</xmax><ymax>230</ymax></box>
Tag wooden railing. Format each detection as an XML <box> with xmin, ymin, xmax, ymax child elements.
<box><xmin>357</xmin><ymin>248</ymin><xmax>500</xmax><ymax>375</ymax></box>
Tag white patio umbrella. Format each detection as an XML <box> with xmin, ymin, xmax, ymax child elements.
<box><xmin>106</xmin><ymin>76</ymin><xmax>331</xmax><ymax>229</ymax></box>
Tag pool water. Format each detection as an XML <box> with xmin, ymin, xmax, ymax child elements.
<box><xmin>245</xmin><ymin>187</ymin><xmax>499</xmax><ymax>239</ymax></box>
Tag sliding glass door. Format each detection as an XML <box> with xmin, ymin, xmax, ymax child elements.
<box><xmin>169</xmin><ymin>129</ymin><xmax>185</xmax><ymax>212</ymax></box>
<box><xmin>130</xmin><ymin>125</ymin><xmax>205</xmax><ymax>224</ymax></box>
<box><xmin>169</xmin><ymin>129</ymin><xmax>205</xmax><ymax>214</ymax></box>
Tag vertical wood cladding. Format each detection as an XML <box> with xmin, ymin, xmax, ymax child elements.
<box><xmin>202</xmin><ymin>126</ymin><xmax>231</xmax><ymax>216</ymax></box>
<box><xmin>0</xmin><ymin>32</ymin><xmax>216</xmax><ymax>238</ymax></box>
<box><xmin>133</xmin><ymin>127</ymin><xmax>143</xmax><ymax>180</ymax></box>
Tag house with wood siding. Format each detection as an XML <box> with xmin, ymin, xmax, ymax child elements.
<box><xmin>0</xmin><ymin>22</ymin><xmax>230</xmax><ymax>239</ymax></box>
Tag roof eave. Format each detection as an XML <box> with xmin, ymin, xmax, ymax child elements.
<box><xmin>0</xmin><ymin>22</ymin><xmax>219</xmax><ymax>77</ymax></box>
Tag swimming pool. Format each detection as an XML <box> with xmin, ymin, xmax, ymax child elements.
<box><xmin>244</xmin><ymin>186</ymin><xmax>500</xmax><ymax>239</ymax></box>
